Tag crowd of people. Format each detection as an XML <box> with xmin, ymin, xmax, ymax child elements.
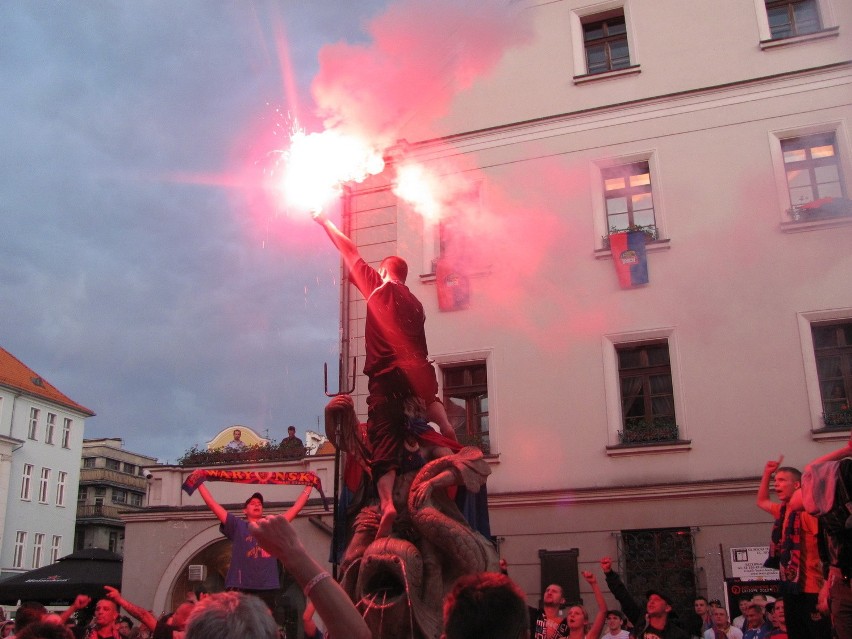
<box><xmin>8</xmin><ymin>220</ymin><xmax>850</xmax><ymax>638</ymax></box>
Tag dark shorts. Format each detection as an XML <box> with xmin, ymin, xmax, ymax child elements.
<box><xmin>367</xmin><ymin>364</ymin><xmax>439</xmax><ymax>478</ymax></box>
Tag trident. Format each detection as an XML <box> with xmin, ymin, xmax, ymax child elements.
<box><xmin>324</xmin><ymin>357</ymin><xmax>356</xmax><ymax>580</ymax></box>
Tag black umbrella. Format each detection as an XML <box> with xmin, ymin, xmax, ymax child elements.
<box><xmin>0</xmin><ymin>548</ymin><xmax>122</xmax><ymax>606</ymax></box>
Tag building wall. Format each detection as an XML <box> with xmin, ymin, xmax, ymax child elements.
<box><xmin>337</xmin><ymin>0</ymin><xmax>852</xmax><ymax>606</ymax></box>
<box><xmin>75</xmin><ymin>438</ymin><xmax>159</xmax><ymax>554</ymax></box>
<box><xmin>0</xmin><ymin>390</ymin><xmax>88</xmax><ymax>577</ymax></box>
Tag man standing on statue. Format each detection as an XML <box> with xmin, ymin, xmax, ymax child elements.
<box><xmin>312</xmin><ymin>209</ymin><xmax>456</xmax><ymax>538</ymax></box>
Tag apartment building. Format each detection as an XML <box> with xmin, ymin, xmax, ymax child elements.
<box><xmin>0</xmin><ymin>346</ymin><xmax>94</xmax><ymax>578</ymax></box>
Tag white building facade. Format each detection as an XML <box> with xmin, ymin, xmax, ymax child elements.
<box><xmin>0</xmin><ymin>347</ymin><xmax>94</xmax><ymax>579</ymax></box>
<box><xmin>335</xmin><ymin>0</ymin><xmax>852</xmax><ymax>614</ymax></box>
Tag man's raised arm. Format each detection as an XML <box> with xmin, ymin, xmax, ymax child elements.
<box><xmin>197</xmin><ymin>484</ymin><xmax>228</xmax><ymax>524</ymax></box>
<box><xmin>757</xmin><ymin>456</ymin><xmax>783</xmax><ymax>514</ymax></box>
<box><xmin>312</xmin><ymin>210</ymin><xmax>361</xmax><ymax>272</ymax></box>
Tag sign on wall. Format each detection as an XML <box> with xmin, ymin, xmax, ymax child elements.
<box><xmin>729</xmin><ymin>546</ymin><xmax>779</xmax><ymax>580</ymax></box>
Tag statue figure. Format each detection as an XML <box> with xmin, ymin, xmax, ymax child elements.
<box><xmin>325</xmin><ymin>396</ymin><xmax>498</xmax><ymax>639</ymax></box>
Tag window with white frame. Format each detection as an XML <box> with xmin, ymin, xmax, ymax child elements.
<box><xmin>602</xmin><ymin>161</ymin><xmax>657</xmax><ymax>233</ymax></box>
<box><xmin>38</xmin><ymin>468</ymin><xmax>51</xmax><ymax>503</ymax></box>
<box><xmin>31</xmin><ymin>533</ymin><xmax>44</xmax><ymax>568</ymax></box>
<box><xmin>112</xmin><ymin>489</ymin><xmax>127</xmax><ymax>504</ymax></box>
<box><xmin>50</xmin><ymin>535</ymin><xmax>62</xmax><ymax>564</ymax></box>
<box><xmin>61</xmin><ymin>418</ymin><xmax>72</xmax><ymax>448</ymax></box>
<box><xmin>56</xmin><ymin>471</ymin><xmax>67</xmax><ymax>506</ymax></box>
<box><xmin>20</xmin><ymin>464</ymin><xmax>33</xmax><ymax>501</ymax></box>
<box><xmin>130</xmin><ymin>492</ymin><xmax>144</xmax><ymax>507</ymax></box>
<box><xmin>570</xmin><ymin>3</ymin><xmax>639</xmax><ymax>81</ymax></box>
<box><xmin>28</xmin><ymin>407</ymin><xmax>39</xmax><ymax>440</ymax></box>
<box><xmin>13</xmin><ymin>532</ymin><xmax>26</xmax><ymax>569</ymax></box>
<box><xmin>45</xmin><ymin>413</ymin><xmax>56</xmax><ymax>445</ymax></box>
<box><xmin>811</xmin><ymin>320</ymin><xmax>852</xmax><ymax>428</ymax></box>
<box><xmin>603</xmin><ymin>328</ymin><xmax>688</xmax><ymax>451</ymax></box>
<box><xmin>783</xmin><ymin>133</ymin><xmax>847</xmax><ymax>216</ymax></box>
<box><xmin>765</xmin><ymin>0</ymin><xmax>822</xmax><ymax>39</ymax></box>
<box><xmin>771</xmin><ymin>125</ymin><xmax>851</xmax><ymax>226</ymax></box>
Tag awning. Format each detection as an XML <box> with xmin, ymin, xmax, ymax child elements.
<box><xmin>0</xmin><ymin>548</ymin><xmax>122</xmax><ymax>606</ymax></box>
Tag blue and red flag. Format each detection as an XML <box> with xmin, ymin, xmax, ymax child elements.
<box><xmin>609</xmin><ymin>231</ymin><xmax>649</xmax><ymax>288</ymax></box>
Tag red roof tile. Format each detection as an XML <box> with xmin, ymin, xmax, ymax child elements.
<box><xmin>0</xmin><ymin>346</ymin><xmax>95</xmax><ymax>416</ymax></box>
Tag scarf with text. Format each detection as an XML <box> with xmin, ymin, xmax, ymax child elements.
<box><xmin>181</xmin><ymin>468</ymin><xmax>328</xmax><ymax>510</ymax></box>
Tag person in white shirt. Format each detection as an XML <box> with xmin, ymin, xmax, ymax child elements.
<box><xmin>704</xmin><ymin>607</ymin><xmax>743</xmax><ymax>639</ymax></box>
<box><xmin>601</xmin><ymin>609</ymin><xmax>629</xmax><ymax>639</ymax></box>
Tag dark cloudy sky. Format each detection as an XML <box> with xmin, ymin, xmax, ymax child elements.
<box><xmin>0</xmin><ymin>1</ymin><xmax>391</xmax><ymax>462</ymax></box>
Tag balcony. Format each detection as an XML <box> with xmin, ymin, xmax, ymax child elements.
<box><xmin>79</xmin><ymin>468</ymin><xmax>148</xmax><ymax>490</ymax></box>
<box><xmin>76</xmin><ymin>503</ymin><xmax>124</xmax><ymax>522</ymax></box>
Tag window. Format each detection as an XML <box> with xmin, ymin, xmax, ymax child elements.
<box><xmin>105</xmin><ymin>458</ymin><xmax>121</xmax><ymax>471</ymax></box>
<box><xmin>82</xmin><ymin>457</ymin><xmax>96</xmax><ymax>468</ymax></box>
<box><xmin>442</xmin><ymin>362</ymin><xmax>489</xmax><ymax>453</ymax></box>
<box><xmin>108</xmin><ymin>531</ymin><xmax>121</xmax><ymax>553</ymax></box>
<box><xmin>32</xmin><ymin>533</ymin><xmax>44</xmax><ymax>568</ymax></box>
<box><xmin>56</xmin><ymin>471</ymin><xmax>67</xmax><ymax>506</ymax></box>
<box><xmin>765</xmin><ymin>0</ymin><xmax>821</xmax><ymax>39</ymax></box>
<box><xmin>619</xmin><ymin>527</ymin><xmax>697</xmax><ymax>623</ymax></box>
<box><xmin>21</xmin><ymin>464</ymin><xmax>33</xmax><ymax>500</ymax></box>
<box><xmin>616</xmin><ymin>341</ymin><xmax>678</xmax><ymax>444</ymax></box>
<box><xmin>130</xmin><ymin>493</ymin><xmax>144</xmax><ymax>507</ymax></box>
<box><xmin>602</xmin><ymin>161</ymin><xmax>656</xmax><ymax>233</ymax></box>
<box><xmin>38</xmin><ymin>468</ymin><xmax>51</xmax><ymax>503</ymax></box>
<box><xmin>583</xmin><ymin>11</ymin><xmax>631</xmax><ymax>74</ymax></box>
<box><xmin>782</xmin><ymin>133</ymin><xmax>846</xmax><ymax>213</ymax></box>
<box><xmin>13</xmin><ymin>532</ymin><xmax>26</xmax><ymax>569</ymax></box>
<box><xmin>45</xmin><ymin>413</ymin><xmax>56</xmax><ymax>445</ymax></box>
<box><xmin>50</xmin><ymin>535</ymin><xmax>62</xmax><ymax>564</ymax></box>
<box><xmin>61</xmin><ymin>418</ymin><xmax>72</xmax><ymax>448</ymax></box>
<box><xmin>122</xmin><ymin>463</ymin><xmax>136</xmax><ymax>475</ymax></box>
<box><xmin>77</xmin><ymin>486</ymin><xmax>87</xmax><ymax>502</ymax></box>
<box><xmin>812</xmin><ymin>321</ymin><xmax>852</xmax><ymax>428</ymax></box>
<box><xmin>28</xmin><ymin>408</ymin><xmax>39</xmax><ymax>440</ymax></box>
<box><xmin>112</xmin><ymin>489</ymin><xmax>127</xmax><ymax>504</ymax></box>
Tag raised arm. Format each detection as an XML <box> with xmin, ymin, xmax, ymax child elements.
<box><xmin>197</xmin><ymin>483</ymin><xmax>228</xmax><ymax>524</ymax></box>
<box><xmin>251</xmin><ymin>514</ymin><xmax>371</xmax><ymax>639</ymax></box>
<box><xmin>757</xmin><ymin>456</ymin><xmax>783</xmax><ymax>514</ymax></box>
<box><xmin>59</xmin><ymin>594</ymin><xmax>90</xmax><ymax>624</ymax></box>
<box><xmin>806</xmin><ymin>433</ymin><xmax>852</xmax><ymax>471</ymax></box>
<box><xmin>582</xmin><ymin>570</ymin><xmax>608</xmax><ymax>639</ymax></box>
<box><xmin>283</xmin><ymin>484</ymin><xmax>313</xmax><ymax>522</ymax></box>
<box><xmin>312</xmin><ymin>210</ymin><xmax>361</xmax><ymax>272</ymax></box>
<box><xmin>601</xmin><ymin>557</ymin><xmax>641</xmax><ymax>626</ymax></box>
<box><xmin>104</xmin><ymin>586</ymin><xmax>158</xmax><ymax>631</ymax></box>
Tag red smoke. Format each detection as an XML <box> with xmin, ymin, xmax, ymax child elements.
<box><xmin>312</xmin><ymin>0</ymin><xmax>534</xmax><ymax>145</ymax></box>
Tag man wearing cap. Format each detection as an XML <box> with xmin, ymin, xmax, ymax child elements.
<box><xmin>601</xmin><ymin>557</ymin><xmax>689</xmax><ymax>639</ymax></box>
<box><xmin>603</xmin><ymin>609</ymin><xmax>631</xmax><ymax>639</ymax></box>
<box><xmin>197</xmin><ymin>483</ymin><xmax>311</xmax><ymax>610</ymax></box>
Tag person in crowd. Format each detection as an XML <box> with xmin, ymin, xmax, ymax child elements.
<box><xmin>312</xmin><ymin>209</ymin><xmax>457</xmax><ymax>539</ymax></box>
<box><xmin>101</xmin><ymin>587</ymin><xmax>156</xmax><ymax>634</ymax></box>
<box><xmin>196</xmin><ymin>482</ymin><xmax>311</xmax><ymax>610</ymax></box>
<box><xmin>225</xmin><ymin>428</ymin><xmax>246</xmax><ymax>451</ymax></box>
<box><xmin>250</xmin><ymin>512</ymin><xmax>371</xmax><ymax>639</ymax></box>
<box><xmin>758</xmin><ymin>457</ymin><xmax>831</xmax><ymax>639</ymax></box>
<box><xmin>15</xmin><ymin>621</ymin><xmax>75</xmax><ymax>639</ymax></box>
<box><xmin>0</xmin><ymin>620</ymin><xmax>13</xmax><ymax>638</ymax></box>
<box><xmin>602</xmin><ymin>609</ymin><xmax>630</xmax><ymax>639</ymax></box>
<box><xmin>529</xmin><ymin>583</ymin><xmax>567</xmax><ymax>638</ymax></box>
<box><xmin>742</xmin><ymin>604</ymin><xmax>772</xmax><ymax>639</ymax></box>
<box><xmin>116</xmin><ymin>617</ymin><xmax>132</xmax><ymax>639</ymax></box>
<box><xmin>14</xmin><ymin>602</ymin><xmax>49</xmax><ymax>635</ymax></box>
<box><xmin>601</xmin><ymin>556</ymin><xmax>689</xmax><ymax>639</ymax></box>
<box><xmin>563</xmin><ymin>570</ymin><xmax>607</xmax><ymax>639</ymax></box>
<box><xmin>280</xmin><ymin>426</ymin><xmax>304</xmax><ymax>452</ymax></box>
<box><xmin>183</xmin><ymin>592</ymin><xmax>274</xmax><ymax>639</ymax></box>
<box><xmin>442</xmin><ymin>572</ymin><xmax>530</xmax><ymax>639</ymax></box>
<box><xmin>767</xmin><ymin>600</ymin><xmax>788</xmax><ymax>638</ymax></box>
<box><xmin>732</xmin><ymin>597</ymin><xmax>751</xmax><ymax>630</ymax></box>
<box><xmin>704</xmin><ymin>606</ymin><xmax>743</xmax><ymax>639</ymax></box>
<box><xmin>692</xmin><ymin>597</ymin><xmax>713</xmax><ymax>638</ymax></box>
